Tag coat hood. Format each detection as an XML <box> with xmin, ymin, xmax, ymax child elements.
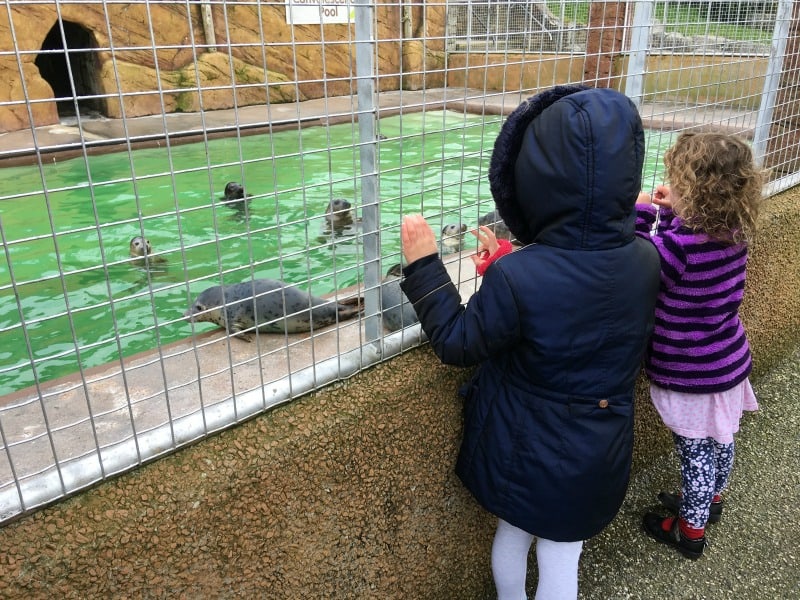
<box><xmin>488</xmin><ymin>85</ymin><xmax>645</xmax><ymax>248</ymax></box>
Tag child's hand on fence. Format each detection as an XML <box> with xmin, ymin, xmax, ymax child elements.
<box><xmin>651</xmin><ymin>184</ymin><xmax>673</xmax><ymax>209</ymax></box>
<box><xmin>471</xmin><ymin>226</ymin><xmax>513</xmax><ymax>276</ymax></box>
<box><xmin>470</xmin><ymin>225</ymin><xmax>499</xmax><ymax>270</ymax></box>
<box><xmin>401</xmin><ymin>214</ymin><xmax>439</xmax><ymax>265</ymax></box>
<box><xmin>636</xmin><ymin>191</ymin><xmax>653</xmax><ymax>205</ymax></box>
<box><xmin>473</xmin><ymin>225</ymin><xmax>499</xmax><ymax>255</ymax></box>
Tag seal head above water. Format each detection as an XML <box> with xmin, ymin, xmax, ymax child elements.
<box><xmin>129</xmin><ymin>235</ymin><xmax>168</xmax><ymax>269</ymax></box>
<box><xmin>317</xmin><ymin>198</ymin><xmax>361</xmax><ymax>242</ymax></box>
<box><xmin>325</xmin><ymin>198</ymin><xmax>355</xmax><ymax>230</ymax></box>
<box><xmin>438</xmin><ymin>223</ymin><xmax>468</xmax><ymax>255</ymax></box>
<box><xmin>220</xmin><ymin>181</ymin><xmax>253</xmax><ymax>214</ymax></box>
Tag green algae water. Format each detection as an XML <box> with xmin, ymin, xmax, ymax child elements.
<box><xmin>0</xmin><ymin>111</ymin><xmax>673</xmax><ymax>395</ymax></box>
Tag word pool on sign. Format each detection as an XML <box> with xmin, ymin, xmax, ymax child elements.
<box><xmin>285</xmin><ymin>0</ymin><xmax>355</xmax><ymax>24</ymax></box>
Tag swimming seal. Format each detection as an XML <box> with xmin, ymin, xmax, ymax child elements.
<box><xmin>380</xmin><ymin>263</ymin><xmax>419</xmax><ymax>332</ymax></box>
<box><xmin>325</xmin><ymin>198</ymin><xmax>354</xmax><ymax>229</ymax></box>
<box><xmin>317</xmin><ymin>198</ymin><xmax>362</xmax><ymax>242</ymax></box>
<box><xmin>438</xmin><ymin>223</ymin><xmax>468</xmax><ymax>255</ymax></box>
<box><xmin>220</xmin><ymin>181</ymin><xmax>253</xmax><ymax>214</ymax></box>
<box><xmin>129</xmin><ymin>236</ymin><xmax>168</xmax><ymax>269</ymax></box>
<box><xmin>184</xmin><ymin>278</ymin><xmax>363</xmax><ymax>339</ymax></box>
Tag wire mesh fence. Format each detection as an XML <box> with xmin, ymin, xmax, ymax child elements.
<box><xmin>0</xmin><ymin>0</ymin><xmax>797</xmax><ymax>523</ymax></box>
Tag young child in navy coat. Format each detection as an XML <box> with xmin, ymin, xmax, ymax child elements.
<box><xmin>400</xmin><ymin>85</ymin><xmax>662</xmax><ymax>599</ymax></box>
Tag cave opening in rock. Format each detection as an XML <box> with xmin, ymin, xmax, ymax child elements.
<box><xmin>35</xmin><ymin>20</ymin><xmax>105</xmax><ymax>120</ymax></box>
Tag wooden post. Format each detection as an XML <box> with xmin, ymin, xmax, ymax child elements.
<box><xmin>401</xmin><ymin>0</ymin><xmax>425</xmax><ymax>90</ymax></box>
<box><xmin>584</xmin><ymin>2</ymin><xmax>626</xmax><ymax>88</ymax></box>
<box><xmin>201</xmin><ymin>2</ymin><xmax>217</xmax><ymax>53</ymax></box>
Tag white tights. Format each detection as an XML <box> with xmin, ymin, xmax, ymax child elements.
<box><xmin>491</xmin><ymin>518</ymin><xmax>584</xmax><ymax>600</ymax></box>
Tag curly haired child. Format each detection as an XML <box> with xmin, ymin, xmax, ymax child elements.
<box><xmin>635</xmin><ymin>131</ymin><xmax>765</xmax><ymax>559</ymax></box>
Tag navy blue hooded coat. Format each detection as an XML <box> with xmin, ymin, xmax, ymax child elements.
<box><xmin>400</xmin><ymin>86</ymin><xmax>661</xmax><ymax>541</ymax></box>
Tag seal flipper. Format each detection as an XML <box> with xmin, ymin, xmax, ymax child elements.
<box><xmin>336</xmin><ymin>296</ymin><xmax>364</xmax><ymax>322</ymax></box>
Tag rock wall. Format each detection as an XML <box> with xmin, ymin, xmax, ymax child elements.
<box><xmin>0</xmin><ymin>1</ymin><xmax>447</xmax><ymax>132</ymax></box>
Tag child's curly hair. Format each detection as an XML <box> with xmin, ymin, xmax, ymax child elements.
<box><xmin>664</xmin><ymin>132</ymin><xmax>765</xmax><ymax>244</ymax></box>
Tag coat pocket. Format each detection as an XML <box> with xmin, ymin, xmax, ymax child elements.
<box><xmin>508</xmin><ymin>391</ymin><xmax>635</xmax><ymax>490</ymax></box>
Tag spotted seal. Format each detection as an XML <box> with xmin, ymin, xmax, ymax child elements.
<box><xmin>319</xmin><ymin>198</ymin><xmax>354</xmax><ymax>234</ymax></box>
<box><xmin>380</xmin><ymin>263</ymin><xmax>418</xmax><ymax>332</ymax></box>
<box><xmin>438</xmin><ymin>222</ymin><xmax>468</xmax><ymax>255</ymax></box>
<box><xmin>184</xmin><ymin>278</ymin><xmax>363</xmax><ymax>339</ymax></box>
<box><xmin>129</xmin><ymin>236</ymin><xmax>168</xmax><ymax>269</ymax></box>
<box><xmin>478</xmin><ymin>209</ymin><xmax>518</xmax><ymax>244</ymax></box>
<box><xmin>317</xmin><ymin>198</ymin><xmax>362</xmax><ymax>242</ymax></box>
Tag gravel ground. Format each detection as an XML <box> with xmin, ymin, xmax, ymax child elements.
<box><xmin>572</xmin><ymin>346</ymin><xmax>800</xmax><ymax>599</ymax></box>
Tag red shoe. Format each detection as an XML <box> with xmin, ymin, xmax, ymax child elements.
<box><xmin>642</xmin><ymin>513</ymin><xmax>706</xmax><ymax>559</ymax></box>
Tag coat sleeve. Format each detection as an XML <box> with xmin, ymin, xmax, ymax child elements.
<box><xmin>400</xmin><ymin>257</ymin><xmax>522</xmax><ymax>367</ymax></box>
<box><xmin>648</xmin><ymin>228</ymin><xmax>687</xmax><ymax>290</ymax></box>
<box><xmin>476</xmin><ymin>239</ymin><xmax>514</xmax><ymax>276</ymax></box>
<box><xmin>656</xmin><ymin>207</ymin><xmax>676</xmax><ymax>234</ymax></box>
<box><xmin>634</xmin><ymin>206</ymin><xmax>686</xmax><ymax>289</ymax></box>
<box><xmin>635</xmin><ymin>204</ymin><xmax>657</xmax><ymax>238</ymax></box>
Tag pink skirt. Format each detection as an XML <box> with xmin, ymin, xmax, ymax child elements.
<box><xmin>650</xmin><ymin>378</ymin><xmax>759</xmax><ymax>444</ymax></box>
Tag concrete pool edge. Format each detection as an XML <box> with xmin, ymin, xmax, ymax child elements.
<box><xmin>0</xmin><ymin>89</ymin><xmax>758</xmax><ymax>167</ymax></box>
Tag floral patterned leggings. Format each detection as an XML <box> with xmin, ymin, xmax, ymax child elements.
<box><xmin>674</xmin><ymin>433</ymin><xmax>735</xmax><ymax>529</ymax></box>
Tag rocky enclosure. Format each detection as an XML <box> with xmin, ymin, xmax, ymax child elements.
<box><xmin>0</xmin><ymin>2</ymin><xmax>446</xmax><ymax>132</ymax></box>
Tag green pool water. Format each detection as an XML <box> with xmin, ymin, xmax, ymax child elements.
<box><xmin>0</xmin><ymin>111</ymin><xmax>673</xmax><ymax>396</ymax></box>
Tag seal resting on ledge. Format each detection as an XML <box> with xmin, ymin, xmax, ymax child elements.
<box><xmin>380</xmin><ymin>263</ymin><xmax>419</xmax><ymax>332</ymax></box>
<box><xmin>184</xmin><ymin>279</ymin><xmax>363</xmax><ymax>339</ymax></box>
<box><xmin>478</xmin><ymin>209</ymin><xmax>519</xmax><ymax>245</ymax></box>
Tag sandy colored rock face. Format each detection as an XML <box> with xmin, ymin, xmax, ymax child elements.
<box><xmin>0</xmin><ymin>1</ymin><xmax>445</xmax><ymax>132</ymax></box>
<box><xmin>97</xmin><ymin>53</ymin><xmax>298</xmax><ymax>118</ymax></box>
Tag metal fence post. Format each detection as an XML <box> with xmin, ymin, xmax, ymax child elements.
<box><xmin>624</xmin><ymin>1</ymin><xmax>654</xmax><ymax>108</ymax></box>
<box><xmin>355</xmin><ymin>0</ymin><xmax>382</xmax><ymax>348</ymax></box>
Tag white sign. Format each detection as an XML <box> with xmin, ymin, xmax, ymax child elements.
<box><xmin>285</xmin><ymin>0</ymin><xmax>354</xmax><ymax>25</ymax></box>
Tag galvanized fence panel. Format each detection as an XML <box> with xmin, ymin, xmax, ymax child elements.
<box><xmin>0</xmin><ymin>0</ymin><xmax>797</xmax><ymax>523</ymax></box>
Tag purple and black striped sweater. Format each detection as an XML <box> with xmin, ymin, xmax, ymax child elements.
<box><xmin>635</xmin><ymin>205</ymin><xmax>752</xmax><ymax>393</ymax></box>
